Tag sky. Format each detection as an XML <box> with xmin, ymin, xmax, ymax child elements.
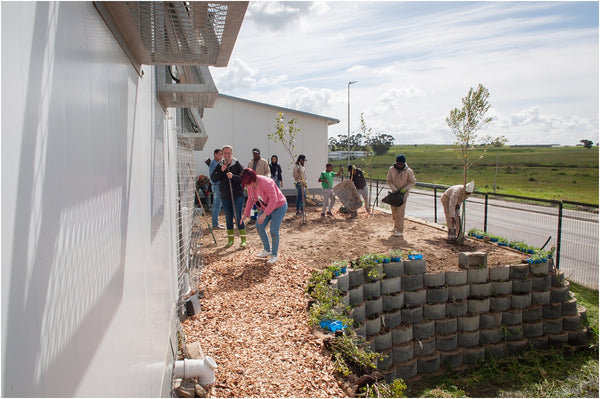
<box><xmin>209</xmin><ymin>1</ymin><xmax>599</xmax><ymax>146</ymax></box>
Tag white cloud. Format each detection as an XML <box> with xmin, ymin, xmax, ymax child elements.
<box><xmin>285</xmin><ymin>86</ymin><xmax>335</xmax><ymax>114</ymax></box>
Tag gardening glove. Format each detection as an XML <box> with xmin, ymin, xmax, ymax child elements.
<box><xmin>400</xmin><ymin>187</ymin><xmax>407</xmax><ymax>194</ymax></box>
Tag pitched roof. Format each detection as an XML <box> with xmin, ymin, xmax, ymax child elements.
<box><xmin>218</xmin><ymin>93</ymin><xmax>340</xmax><ymax>125</ymax></box>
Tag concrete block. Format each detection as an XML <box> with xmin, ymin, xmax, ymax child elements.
<box><xmin>511</xmin><ymin>293</ymin><xmax>531</xmax><ymax>309</ymax></box>
<box><xmin>355</xmin><ymin>321</ymin><xmax>367</xmax><ymax>338</ymax></box>
<box><xmin>439</xmin><ymin>348</ymin><xmax>463</xmax><ymax>369</ymax></box>
<box><xmin>502</xmin><ymin>309</ymin><xmax>523</xmax><ymax>326</ymax></box>
<box><xmin>393</xmin><ymin>342</ymin><xmax>414</xmax><ymax>362</ymax></box>
<box><xmin>413</xmin><ymin>320</ymin><xmax>435</xmax><ymax>339</ymax></box>
<box><xmin>543</xmin><ymin>317</ymin><xmax>564</xmax><ymax>335</ymax></box>
<box><xmin>335</xmin><ymin>272</ymin><xmax>350</xmax><ymax>292</ymax></box>
<box><xmin>446</xmin><ymin>300</ymin><xmax>468</xmax><ymax>317</ymax></box>
<box><xmin>561</xmin><ymin>297</ymin><xmax>578</xmax><ymax>315</ymax></box>
<box><xmin>402</xmin><ymin>273</ymin><xmax>424</xmax><ymax>291</ymax></box>
<box><xmin>366</xmin><ymin>315</ymin><xmax>382</xmax><ymax>336</ymax></box>
<box><xmin>480</xmin><ymin>312</ymin><xmax>502</xmax><ymax>329</ymax></box>
<box><xmin>467</xmin><ymin>267</ymin><xmax>489</xmax><ymax>284</ymax></box>
<box><xmin>423</xmin><ymin>303</ymin><xmax>446</xmax><ymax>320</ymax></box>
<box><xmin>383</xmin><ymin>309</ymin><xmax>402</xmax><ymax>329</ymax></box>
<box><xmin>530</xmin><ymin>261</ymin><xmax>549</xmax><ymax>275</ymax></box>
<box><xmin>485</xmin><ymin>342</ymin><xmax>507</xmax><ymax>360</ymax></box>
<box><xmin>489</xmin><ymin>266</ymin><xmax>510</xmax><ymax>281</ymax></box>
<box><xmin>470</xmin><ymin>282</ymin><xmax>492</xmax><ymax>298</ymax></box>
<box><xmin>568</xmin><ymin>330</ymin><xmax>589</xmax><ymax>346</ymax></box>
<box><xmin>427</xmin><ymin>287</ymin><xmax>449</xmax><ymax>303</ymax></box>
<box><xmin>528</xmin><ymin>335</ymin><xmax>548</xmax><ymax>350</ymax></box>
<box><xmin>401</xmin><ymin>306</ymin><xmax>423</xmax><ymax>324</ymax></box>
<box><xmin>458</xmin><ymin>252</ymin><xmax>487</xmax><ymax>268</ymax></box>
<box><xmin>491</xmin><ymin>280</ymin><xmax>512</xmax><ymax>297</ymax></box>
<box><xmin>424</xmin><ymin>271</ymin><xmax>446</xmax><ymax>287</ymax></box>
<box><xmin>376</xmin><ymin>349</ymin><xmax>393</xmax><ymax>370</ymax></box>
<box><xmin>504</xmin><ymin>325</ymin><xmax>524</xmax><ymax>341</ymax></box>
<box><xmin>522</xmin><ymin>304</ymin><xmax>543</xmax><ymax>322</ymax></box>
<box><xmin>348</xmin><ymin>286</ymin><xmax>363</xmax><ymax>306</ymax></box>
<box><xmin>523</xmin><ymin>321</ymin><xmax>544</xmax><ymax>338</ymax></box>
<box><xmin>365</xmin><ymin>297</ymin><xmax>383</xmax><ymax>317</ymax></box>
<box><xmin>457</xmin><ymin>330</ymin><xmax>480</xmax><ymax>347</ymax></box>
<box><xmin>404</xmin><ymin>259</ymin><xmax>427</xmax><ymax>275</ymax></box>
<box><xmin>463</xmin><ymin>346</ymin><xmax>485</xmax><ymax>364</ymax></box>
<box><xmin>458</xmin><ymin>314</ymin><xmax>480</xmax><ymax>332</ymax></box>
<box><xmin>542</xmin><ymin>302</ymin><xmax>562</xmax><ymax>319</ymax></box>
<box><xmin>436</xmin><ymin>333</ymin><xmax>458</xmax><ymax>351</ymax></box>
<box><xmin>396</xmin><ymin>359</ymin><xmax>418</xmax><ymax>380</ymax></box>
<box><xmin>446</xmin><ymin>270</ymin><xmax>467</xmax><ymax>286</ymax></box>
<box><xmin>363</xmin><ymin>281</ymin><xmax>381</xmax><ymax>299</ymax></box>
<box><xmin>550</xmin><ymin>283</ymin><xmax>570</xmax><ymax>303</ymax></box>
<box><xmin>531</xmin><ymin>290</ymin><xmax>550</xmax><ymax>305</ymax></box>
<box><xmin>512</xmin><ymin>278</ymin><xmax>532</xmax><ymax>294</ymax></box>
<box><xmin>348</xmin><ymin>268</ymin><xmax>364</xmax><ymax>288</ymax></box>
<box><xmin>531</xmin><ymin>275</ymin><xmax>551</xmax><ymax>291</ymax></box>
<box><xmin>448</xmin><ymin>284</ymin><xmax>470</xmax><ymax>300</ymax></box>
<box><xmin>382</xmin><ymin>292</ymin><xmax>404</xmax><ymax>312</ymax></box>
<box><xmin>468</xmin><ymin>298</ymin><xmax>491</xmax><ymax>314</ymax></box>
<box><xmin>506</xmin><ymin>338</ymin><xmax>528</xmax><ymax>354</ymax></box>
<box><xmin>490</xmin><ymin>296</ymin><xmax>511</xmax><ymax>312</ymax></box>
<box><xmin>547</xmin><ymin>331</ymin><xmax>569</xmax><ymax>347</ymax></box>
<box><xmin>381</xmin><ymin>366</ymin><xmax>397</xmax><ymax>384</ymax></box>
<box><xmin>392</xmin><ymin>324</ymin><xmax>413</xmax><ymax>344</ymax></box>
<box><xmin>480</xmin><ymin>328</ymin><xmax>502</xmax><ymax>344</ymax></box>
<box><xmin>383</xmin><ymin>261</ymin><xmax>404</xmax><ymax>278</ymax></box>
<box><xmin>381</xmin><ymin>276</ymin><xmax>402</xmax><ymax>295</ymax></box>
<box><xmin>509</xmin><ymin>264</ymin><xmax>530</xmax><ymax>279</ymax></box>
<box><xmin>373</xmin><ymin>330</ymin><xmax>393</xmax><ymax>351</ymax></box>
<box><xmin>435</xmin><ymin>317</ymin><xmax>458</xmax><ymax>335</ymax></box>
<box><xmin>414</xmin><ymin>336</ymin><xmax>436</xmax><ymax>356</ymax></box>
<box><xmin>352</xmin><ymin>302</ymin><xmax>366</xmax><ymax>324</ymax></box>
<box><xmin>417</xmin><ymin>352</ymin><xmax>441</xmax><ymax>373</ymax></box>
<box><xmin>405</xmin><ymin>289</ymin><xmax>427</xmax><ymax>307</ymax></box>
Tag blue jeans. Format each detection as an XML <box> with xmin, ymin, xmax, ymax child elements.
<box><xmin>211</xmin><ymin>184</ymin><xmax>222</xmax><ymax>227</ymax></box>
<box><xmin>256</xmin><ymin>202</ymin><xmax>287</xmax><ymax>256</ymax></box>
<box><xmin>295</xmin><ymin>182</ymin><xmax>304</xmax><ymax>212</ymax></box>
<box><xmin>272</xmin><ymin>177</ymin><xmax>281</xmax><ymax>189</ymax></box>
<box><xmin>222</xmin><ymin>196</ymin><xmax>246</xmax><ymax>230</ymax></box>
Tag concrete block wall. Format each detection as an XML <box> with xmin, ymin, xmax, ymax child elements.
<box><xmin>332</xmin><ymin>253</ymin><xmax>589</xmax><ymax>383</ymax></box>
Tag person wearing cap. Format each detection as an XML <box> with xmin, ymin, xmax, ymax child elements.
<box><xmin>293</xmin><ymin>155</ymin><xmax>307</xmax><ymax>215</ymax></box>
<box><xmin>248</xmin><ymin>148</ymin><xmax>270</xmax><ymax>177</ymax></box>
<box><xmin>441</xmin><ymin>181</ymin><xmax>475</xmax><ymax>241</ymax></box>
<box><xmin>348</xmin><ymin>164</ymin><xmax>370</xmax><ymax>218</ymax></box>
<box><xmin>241</xmin><ymin>168</ymin><xmax>288</xmax><ymax>264</ymax></box>
<box><xmin>386</xmin><ymin>154</ymin><xmax>417</xmax><ymax>237</ymax></box>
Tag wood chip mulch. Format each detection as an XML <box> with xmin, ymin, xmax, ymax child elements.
<box><xmin>182</xmin><ymin>248</ymin><xmax>347</xmax><ymax>398</ymax></box>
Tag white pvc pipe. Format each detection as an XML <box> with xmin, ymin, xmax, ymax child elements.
<box><xmin>174</xmin><ymin>357</ymin><xmax>217</xmax><ymax>385</ymax></box>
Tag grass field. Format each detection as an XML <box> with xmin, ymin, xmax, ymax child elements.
<box><xmin>336</xmin><ymin>145</ymin><xmax>599</xmax><ymax>204</ymax></box>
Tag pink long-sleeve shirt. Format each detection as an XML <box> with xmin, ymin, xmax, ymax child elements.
<box><xmin>243</xmin><ymin>175</ymin><xmax>287</xmax><ymax>217</ymax></box>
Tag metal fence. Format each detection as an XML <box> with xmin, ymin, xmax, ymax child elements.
<box><xmin>362</xmin><ymin>178</ymin><xmax>599</xmax><ymax>289</ymax></box>
<box><xmin>175</xmin><ymin>136</ymin><xmax>197</xmax><ymax>318</ymax></box>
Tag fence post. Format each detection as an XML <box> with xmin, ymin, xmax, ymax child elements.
<box><xmin>434</xmin><ymin>187</ymin><xmax>438</xmax><ymax>223</ymax></box>
<box><xmin>484</xmin><ymin>193</ymin><xmax>489</xmax><ymax>233</ymax></box>
<box><xmin>556</xmin><ymin>201</ymin><xmax>563</xmax><ymax>270</ymax></box>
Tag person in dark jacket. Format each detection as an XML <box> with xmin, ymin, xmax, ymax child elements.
<box><xmin>348</xmin><ymin>165</ymin><xmax>370</xmax><ymax>217</ymax></box>
<box><xmin>210</xmin><ymin>145</ymin><xmax>247</xmax><ymax>247</ymax></box>
<box><xmin>269</xmin><ymin>155</ymin><xmax>283</xmax><ymax>189</ymax></box>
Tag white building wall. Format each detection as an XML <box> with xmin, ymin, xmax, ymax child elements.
<box><xmin>195</xmin><ymin>95</ymin><xmax>334</xmax><ymax>194</ymax></box>
<box><xmin>2</xmin><ymin>2</ymin><xmax>178</xmax><ymax>396</ymax></box>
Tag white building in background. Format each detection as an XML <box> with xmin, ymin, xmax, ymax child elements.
<box><xmin>195</xmin><ymin>94</ymin><xmax>339</xmax><ymax>195</ymax></box>
<box><xmin>2</xmin><ymin>2</ymin><xmax>247</xmax><ymax>396</ymax></box>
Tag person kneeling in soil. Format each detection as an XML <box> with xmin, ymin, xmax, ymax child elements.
<box><xmin>441</xmin><ymin>181</ymin><xmax>474</xmax><ymax>241</ymax></box>
<box><xmin>241</xmin><ymin>168</ymin><xmax>288</xmax><ymax>264</ymax></box>
<box><xmin>348</xmin><ymin>165</ymin><xmax>370</xmax><ymax>218</ymax></box>
<box><xmin>318</xmin><ymin>163</ymin><xmax>342</xmax><ymax>217</ymax></box>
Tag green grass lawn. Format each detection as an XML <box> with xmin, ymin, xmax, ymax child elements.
<box><xmin>335</xmin><ymin>145</ymin><xmax>599</xmax><ymax>204</ymax></box>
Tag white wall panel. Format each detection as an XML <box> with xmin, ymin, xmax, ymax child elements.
<box><xmin>196</xmin><ymin>95</ymin><xmax>333</xmax><ymax>194</ymax></box>
<box><xmin>2</xmin><ymin>3</ymin><xmax>178</xmax><ymax>396</ymax></box>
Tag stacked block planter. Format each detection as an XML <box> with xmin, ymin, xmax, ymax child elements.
<box><xmin>333</xmin><ymin>253</ymin><xmax>589</xmax><ymax>381</ymax></box>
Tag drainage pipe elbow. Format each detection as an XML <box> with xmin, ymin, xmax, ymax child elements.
<box><xmin>174</xmin><ymin>356</ymin><xmax>217</xmax><ymax>385</ymax></box>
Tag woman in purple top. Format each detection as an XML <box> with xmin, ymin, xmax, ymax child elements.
<box><xmin>241</xmin><ymin>168</ymin><xmax>288</xmax><ymax>264</ymax></box>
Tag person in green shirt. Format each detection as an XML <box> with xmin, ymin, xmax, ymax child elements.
<box><xmin>318</xmin><ymin>163</ymin><xmax>342</xmax><ymax>217</ymax></box>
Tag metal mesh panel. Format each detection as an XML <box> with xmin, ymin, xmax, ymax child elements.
<box><xmin>126</xmin><ymin>2</ymin><xmax>228</xmax><ymax>64</ymax></box>
<box><xmin>176</xmin><ymin>136</ymin><xmax>196</xmax><ymax>299</ymax></box>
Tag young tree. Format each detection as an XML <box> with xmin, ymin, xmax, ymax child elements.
<box><xmin>446</xmin><ymin>84</ymin><xmax>493</xmax><ymax>243</ymax></box>
<box><xmin>269</xmin><ymin>112</ymin><xmax>300</xmax><ymax>166</ymax></box>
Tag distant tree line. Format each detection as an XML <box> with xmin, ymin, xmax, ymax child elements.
<box><xmin>328</xmin><ymin>132</ymin><xmax>395</xmax><ymax>155</ymax></box>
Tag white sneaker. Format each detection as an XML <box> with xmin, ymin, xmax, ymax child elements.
<box><xmin>256</xmin><ymin>250</ymin><xmax>271</xmax><ymax>258</ymax></box>
<box><xmin>394</xmin><ymin>231</ymin><xmax>403</xmax><ymax>237</ymax></box>
<box><xmin>267</xmin><ymin>255</ymin><xmax>278</xmax><ymax>264</ymax></box>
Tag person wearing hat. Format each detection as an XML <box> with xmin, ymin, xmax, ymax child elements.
<box><xmin>248</xmin><ymin>148</ymin><xmax>270</xmax><ymax>177</ymax></box>
<box><xmin>441</xmin><ymin>181</ymin><xmax>475</xmax><ymax>241</ymax></box>
<box><xmin>293</xmin><ymin>154</ymin><xmax>307</xmax><ymax>215</ymax></box>
<box><xmin>348</xmin><ymin>164</ymin><xmax>370</xmax><ymax>218</ymax></box>
<box><xmin>386</xmin><ymin>154</ymin><xmax>417</xmax><ymax>237</ymax></box>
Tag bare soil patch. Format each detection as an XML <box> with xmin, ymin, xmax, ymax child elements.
<box><xmin>182</xmin><ymin>203</ymin><xmax>528</xmax><ymax>397</ymax></box>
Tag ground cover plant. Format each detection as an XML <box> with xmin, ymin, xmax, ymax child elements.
<box><xmin>340</xmin><ymin>145</ymin><xmax>598</xmax><ymax>204</ymax></box>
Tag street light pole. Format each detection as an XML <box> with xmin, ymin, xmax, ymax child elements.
<box><xmin>347</xmin><ymin>80</ymin><xmax>357</xmax><ymax>166</ymax></box>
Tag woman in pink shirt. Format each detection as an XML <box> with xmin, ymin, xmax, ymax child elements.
<box><xmin>241</xmin><ymin>168</ymin><xmax>288</xmax><ymax>264</ymax></box>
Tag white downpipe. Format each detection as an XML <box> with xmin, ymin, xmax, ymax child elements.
<box><xmin>174</xmin><ymin>357</ymin><xmax>217</xmax><ymax>385</ymax></box>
